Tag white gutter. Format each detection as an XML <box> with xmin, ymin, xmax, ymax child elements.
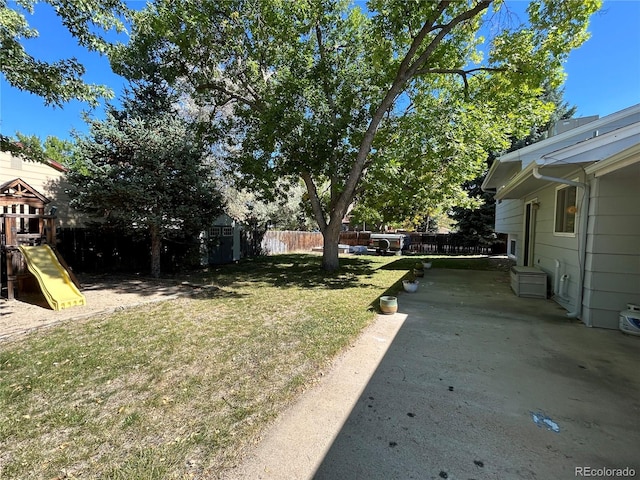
<box><xmin>532</xmin><ymin>163</ymin><xmax>590</xmax><ymax>323</ymax></box>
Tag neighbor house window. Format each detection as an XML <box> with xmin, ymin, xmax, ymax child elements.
<box><xmin>554</xmin><ymin>185</ymin><xmax>577</xmax><ymax>234</ymax></box>
<box><xmin>211</xmin><ymin>226</ymin><xmax>222</xmax><ymax>236</ymax></box>
<box><xmin>223</xmin><ymin>226</ymin><xmax>233</xmax><ymax>236</ymax></box>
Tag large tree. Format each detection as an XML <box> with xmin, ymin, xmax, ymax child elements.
<box><xmin>0</xmin><ymin>0</ymin><xmax>128</xmax><ymax>156</ymax></box>
<box><xmin>450</xmin><ymin>82</ymin><xmax>578</xmax><ymax>247</ymax></box>
<box><xmin>114</xmin><ymin>0</ymin><xmax>600</xmax><ymax>271</ymax></box>
<box><xmin>346</xmin><ymin>94</ymin><xmax>499</xmax><ymax>231</ymax></box>
<box><xmin>65</xmin><ymin>80</ymin><xmax>223</xmax><ymax>277</ymax></box>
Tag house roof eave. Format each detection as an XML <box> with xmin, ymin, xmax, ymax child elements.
<box><xmin>538</xmin><ymin>123</ymin><xmax>640</xmax><ymax>168</ymax></box>
<box><xmin>584</xmin><ymin>143</ymin><xmax>640</xmax><ymax>177</ymax></box>
<box><xmin>495</xmin><ymin>162</ymin><xmax>595</xmax><ymax>200</ymax></box>
<box><xmin>484</xmin><ymin>103</ymin><xmax>640</xmax><ymax>193</ymax></box>
<box><xmin>494</xmin><ymin>162</ymin><xmax>536</xmax><ymax>200</ymax></box>
<box><xmin>481</xmin><ymin>158</ymin><xmax>522</xmax><ymax>191</ymax></box>
<box><xmin>497</xmin><ymin>103</ymin><xmax>639</xmax><ymax>164</ymax></box>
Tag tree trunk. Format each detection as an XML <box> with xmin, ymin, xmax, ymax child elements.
<box><xmin>150</xmin><ymin>226</ymin><xmax>162</xmax><ymax>278</ymax></box>
<box><xmin>321</xmin><ymin>220</ymin><xmax>342</xmax><ymax>272</ymax></box>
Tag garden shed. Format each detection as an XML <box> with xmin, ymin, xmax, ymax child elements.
<box><xmin>205</xmin><ymin>214</ymin><xmax>242</xmax><ymax>265</ymax></box>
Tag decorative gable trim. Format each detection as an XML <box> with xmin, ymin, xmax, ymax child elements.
<box><xmin>0</xmin><ymin>178</ymin><xmax>50</xmax><ymax>208</ymax></box>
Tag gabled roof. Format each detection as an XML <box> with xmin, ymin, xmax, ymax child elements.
<box><xmin>482</xmin><ymin>103</ymin><xmax>640</xmax><ymax>193</ymax></box>
<box><xmin>0</xmin><ymin>178</ymin><xmax>50</xmax><ymax>206</ymax></box>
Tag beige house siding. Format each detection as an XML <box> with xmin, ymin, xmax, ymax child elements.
<box><xmin>1</xmin><ymin>152</ymin><xmax>60</xmax><ymax>194</ymax></box>
<box><xmin>0</xmin><ymin>151</ymin><xmax>83</xmax><ymax>228</ymax></box>
<box><xmin>485</xmin><ymin>106</ymin><xmax>640</xmax><ymax>330</ymax></box>
<box><xmin>583</xmin><ymin>162</ymin><xmax>640</xmax><ymax>329</ymax></box>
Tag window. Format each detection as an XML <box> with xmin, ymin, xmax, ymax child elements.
<box><xmin>509</xmin><ymin>239</ymin><xmax>516</xmax><ymax>256</ymax></box>
<box><xmin>223</xmin><ymin>226</ymin><xmax>233</xmax><ymax>236</ymax></box>
<box><xmin>554</xmin><ymin>185</ymin><xmax>577</xmax><ymax>234</ymax></box>
<box><xmin>210</xmin><ymin>226</ymin><xmax>222</xmax><ymax>236</ymax></box>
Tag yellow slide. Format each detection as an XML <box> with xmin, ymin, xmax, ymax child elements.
<box><xmin>19</xmin><ymin>245</ymin><xmax>86</xmax><ymax>311</ymax></box>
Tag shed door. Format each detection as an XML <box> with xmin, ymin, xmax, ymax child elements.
<box><xmin>209</xmin><ymin>226</ymin><xmax>234</xmax><ymax>264</ymax></box>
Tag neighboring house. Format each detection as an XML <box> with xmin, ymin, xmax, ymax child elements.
<box><xmin>482</xmin><ymin>104</ymin><xmax>640</xmax><ymax>329</ymax></box>
<box><xmin>0</xmin><ymin>150</ymin><xmax>81</xmax><ymax>228</ymax></box>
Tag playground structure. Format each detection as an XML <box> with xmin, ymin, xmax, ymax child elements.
<box><xmin>1</xmin><ymin>178</ymin><xmax>85</xmax><ymax>309</ymax></box>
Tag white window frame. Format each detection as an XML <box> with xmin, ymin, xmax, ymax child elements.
<box><xmin>553</xmin><ymin>183</ymin><xmax>578</xmax><ymax>237</ymax></box>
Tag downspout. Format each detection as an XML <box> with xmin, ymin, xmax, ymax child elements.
<box><xmin>553</xmin><ymin>259</ymin><xmax>561</xmax><ymax>296</ymax></box>
<box><xmin>532</xmin><ymin>164</ymin><xmax>590</xmax><ymax>323</ymax></box>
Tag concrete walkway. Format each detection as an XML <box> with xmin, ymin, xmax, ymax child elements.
<box><xmin>228</xmin><ymin>269</ymin><xmax>640</xmax><ymax>480</ymax></box>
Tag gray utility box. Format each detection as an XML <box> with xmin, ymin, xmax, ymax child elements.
<box><xmin>510</xmin><ymin>266</ymin><xmax>547</xmax><ymax>299</ymax></box>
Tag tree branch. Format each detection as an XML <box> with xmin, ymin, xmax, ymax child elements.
<box><xmin>315</xmin><ymin>23</ymin><xmax>337</xmax><ymax>115</ymax></box>
<box><xmin>415</xmin><ymin>66</ymin><xmax>508</xmax><ymax>99</ymax></box>
<box><xmin>318</xmin><ymin>1</ymin><xmax>493</xmax><ymax>239</ymax></box>
<box><xmin>338</xmin><ymin>2</ymin><xmax>450</xmax><ymax>208</ymax></box>
<box><xmin>315</xmin><ymin>21</ymin><xmax>343</xmax><ymax>211</ymax></box>
<box><xmin>301</xmin><ymin>171</ymin><xmax>327</xmax><ymax>233</ymax></box>
<box><xmin>236</xmin><ymin>72</ymin><xmax>261</xmax><ymax>103</ymax></box>
<box><xmin>195</xmin><ymin>81</ymin><xmax>261</xmax><ymax>110</ymax></box>
<box><xmin>406</xmin><ymin>1</ymin><xmax>492</xmax><ymax>80</ymax></box>
<box><xmin>395</xmin><ymin>1</ymin><xmax>452</xmax><ymax>84</ymax></box>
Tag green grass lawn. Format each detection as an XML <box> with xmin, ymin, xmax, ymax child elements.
<box><xmin>0</xmin><ymin>252</ymin><xmax>511</xmax><ymax>478</ymax></box>
<box><xmin>0</xmin><ymin>253</ymin><xmax>419</xmax><ymax>480</ymax></box>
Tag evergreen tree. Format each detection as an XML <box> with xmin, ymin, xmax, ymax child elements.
<box><xmin>66</xmin><ymin>80</ymin><xmax>223</xmax><ymax>277</ymax></box>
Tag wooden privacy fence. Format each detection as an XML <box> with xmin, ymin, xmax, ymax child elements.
<box><xmin>338</xmin><ymin>231</ymin><xmax>506</xmax><ymax>254</ymax></box>
<box><xmin>50</xmin><ymin>229</ymin><xmax>505</xmax><ymax>273</ymax></box>
<box><xmin>55</xmin><ymin>226</ymin><xmax>267</xmax><ymax>273</ymax></box>
<box><xmin>55</xmin><ymin>227</ymin><xmax>201</xmax><ymax>274</ymax></box>
<box><xmin>262</xmin><ymin>230</ymin><xmax>506</xmax><ymax>255</ymax></box>
<box><xmin>338</xmin><ymin>231</ymin><xmax>371</xmax><ymax>246</ymax></box>
<box><xmin>261</xmin><ymin>230</ymin><xmax>323</xmax><ymax>254</ymax></box>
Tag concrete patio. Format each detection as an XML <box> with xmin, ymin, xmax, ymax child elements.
<box><xmin>229</xmin><ymin>267</ymin><xmax>640</xmax><ymax>480</ymax></box>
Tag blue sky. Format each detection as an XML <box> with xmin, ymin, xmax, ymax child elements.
<box><xmin>1</xmin><ymin>1</ymin><xmax>639</xmax><ymax>142</ymax></box>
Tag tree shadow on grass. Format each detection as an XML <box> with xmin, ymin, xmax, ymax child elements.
<box><xmin>202</xmin><ymin>254</ymin><xmax>381</xmax><ymax>290</ymax></box>
<box><xmin>377</xmin><ymin>257</ymin><xmax>429</xmax><ymax>271</ymax></box>
<box><xmin>182</xmin><ymin>285</ymin><xmax>249</xmax><ymax>301</ymax></box>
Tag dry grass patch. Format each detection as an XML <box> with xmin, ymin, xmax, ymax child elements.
<box><xmin>0</xmin><ymin>254</ymin><xmax>409</xmax><ymax>479</ymax></box>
